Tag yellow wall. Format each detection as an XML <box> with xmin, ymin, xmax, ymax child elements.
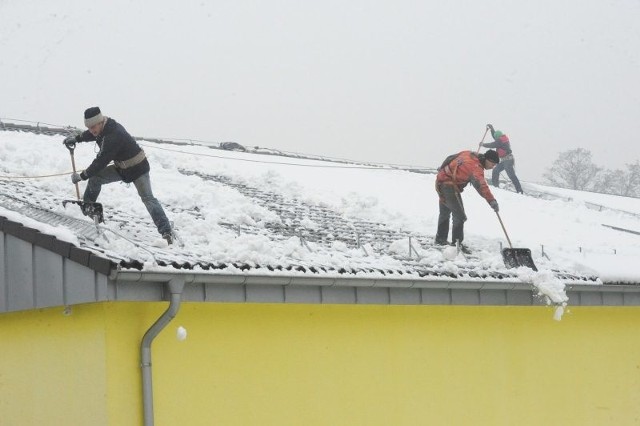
<box><xmin>2</xmin><ymin>302</ymin><xmax>640</xmax><ymax>425</ymax></box>
<box><xmin>0</xmin><ymin>304</ymin><xmax>110</xmax><ymax>425</ymax></box>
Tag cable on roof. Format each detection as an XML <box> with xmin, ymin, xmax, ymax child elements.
<box><xmin>139</xmin><ymin>143</ymin><xmax>432</xmax><ymax>171</ymax></box>
<box><xmin>0</xmin><ymin>172</ymin><xmax>71</xmax><ymax>180</ymax></box>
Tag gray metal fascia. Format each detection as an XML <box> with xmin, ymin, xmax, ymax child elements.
<box><xmin>110</xmin><ymin>270</ymin><xmax>530</xmax><ymax>290</ymax></box>
<box><xmin>110</xmin><ymin>270</ymin><xmax>640</xmax><ymax>294</ymax></box>
<box><xmin>567</xmin><ymin>283</ymin><xmax>640</xmax><ymax>293</ymax></box>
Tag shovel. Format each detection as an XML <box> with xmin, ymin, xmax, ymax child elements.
<box><xmin>62</xmin><ymin>143</ymin><xmax>104</xmax><ymax>224</ymax></box>
<box><xmin>495</xmin><ymin>211</ymin><xmax>537</xmax><ymax>271</ymax></box>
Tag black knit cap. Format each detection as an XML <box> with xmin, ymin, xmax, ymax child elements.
<box><xmin>84</xmin><ymin>107</ymin><xmax>103</xmax><ymax>127</ymax></box>
<box><xmin>84</xmin><ymin>106</ymin><xmax>100</xmax><ymax>119</ymax></box>
<box><xmin>483</xmin><ymin>149</ymin><xmax>500</xmax><ymax>164</ymax></box>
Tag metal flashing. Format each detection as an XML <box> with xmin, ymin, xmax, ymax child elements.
<box><xmin>68</xmin><ymin>246</ymin><xmax>91</xmax><ymax>265</ymax></box>
<box><xmin>0</xmin><ymin>216</ymin><xmax>115</xmax><ymax>276</ymax></box>
<box><xmin>52</xmin><ymin>239</ymin><xmax>73</xmax><ymax>258</ymax></box>
<box><xmin>89</xmin><ymin>255</ymin><xmax>114</xmax><ymax>275</ymax></box>
<box><xmin>34</xmin><ymin>233</ymin><xmax>56</xmax><ymax>251</ymax></box>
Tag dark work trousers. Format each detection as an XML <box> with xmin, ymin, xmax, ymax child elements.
<box><xmin>491</xmin><ymin>156</ymin><xmax>523</xmax><ymax>193</ymax></box>
<box><xmin>436</xmin><ymin>183</ymin><xmax>467</xmax><ymax>244</ymax></box>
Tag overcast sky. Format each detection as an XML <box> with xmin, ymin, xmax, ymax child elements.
<box><xmin>1</xmin><ymin>0</ymin><xmax>639</xmax><ymax>181</ymax></box>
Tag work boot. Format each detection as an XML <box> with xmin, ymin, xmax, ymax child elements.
<box><xmin>459</xmin><ymin>245</ymin><xmax>471</xmax><ymax>255</ymax></box>
<box><xmin>162</xmin><ymin>232</ymin><xmax>174</xmax><ymax>245</ymax></box>
<box><xmin>435</xmin><ymin>238</ymin><xmax>449</xmax><ymax>246</ymax></box>
<box><xmin>455</xmin><ymin>241</ymin><xmax>472</xmax><ymax>255</ymax></box>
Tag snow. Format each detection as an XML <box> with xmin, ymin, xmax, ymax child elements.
<box><xmin>526</xmin><ymin>182</ymin><xmax>640</xmax><ymax>214</ymax></box>
<box><xmin>442</xmin><ymin>246</ymin><xmax>459</xmax><ymax>261</ymax></box>
<box><xmin>0</xmin><ymin>204</ymin><xmax>79</xmax><ymax>245</ymax></box>
<box><xmin>1</xmin><ymin>129</ymin><xmax>640</xmax><ymax>315</ymax></box>
<box><xmin>176</xmin><ymin>326</ymin><xmax>187</xmax><ymax>341</ymax></box>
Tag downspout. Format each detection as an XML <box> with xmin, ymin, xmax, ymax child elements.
<box><xmin>141</xmin><ymin>277</ymin><xmax>185</xmax><ymax>426</ymax></box>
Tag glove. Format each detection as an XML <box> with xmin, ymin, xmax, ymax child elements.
<box><xmin>63</xmin><ymin>135</ymin><xmax>77</xmax><ymax>148</ymax></box>
<box><xmin>489</xmin><ymin>200</ymin><xmax>499</xmax><ymax>212</ymax></box>
<box><xmin>486</xmin><ymin>124</ymin><xmax>494</xmax><ymax>131</ymax></box>
<box><xmin>71</xmin><ymin>172</ymin><xmax>84</xmax><ymax>184</ymax></box>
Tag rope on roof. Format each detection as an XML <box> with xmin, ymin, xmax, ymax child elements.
<box><xmin>140</xmin><ymin>143</ymin><xmax>431</xmax><ymax>171</ymax></box>
<box><xmin>0</xmin><ymin>172</ymin><xmax>71</xmax><ymax>180</ymax></box>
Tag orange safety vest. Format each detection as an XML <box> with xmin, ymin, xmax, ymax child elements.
<box><xmin>436</xmin><ymin>151</ymin><xmax>495</xmax><ymax>202</ymax></box>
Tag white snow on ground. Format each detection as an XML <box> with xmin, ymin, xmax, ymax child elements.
<box><xmin>526</xmin><ymin>182</ymin><xmax>640</xmax><ymax>213</ymax></box>
<box><xmin>1</xmin><ymin>130</ymin><xmax>640</xmax><ymax>316</ymax></box>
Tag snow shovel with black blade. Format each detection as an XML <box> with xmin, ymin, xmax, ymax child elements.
<box><xmin>62</xmin><ymin>143</ymin><xmax>104</xmax><ymax>224</ymax></box>
<box><xmin>495</xmin><ymin>211</ymin><xmax>537</xmax><ymax>271</ymax></box>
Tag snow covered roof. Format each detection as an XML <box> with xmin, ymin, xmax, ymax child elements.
<box><xmin>1</xmin><ymin>123</ymin><xmax>640</xmax><ymax>309</ymax></box>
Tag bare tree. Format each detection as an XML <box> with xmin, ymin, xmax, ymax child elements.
<box><xmin>543</xmin><ymin>148</ymin><xmax>601</xmax><ymax>190</ymax></box>
<box><xmin>595</xmin><ymin>161</ymin><xmax>640</xmax><ymax>196</ymax></box>
<box><xmin>593</xmin><ymin>169</ymin><xmax>625</xmax><ymax>194</ymax></box>
<box><xmin>619</xmin><ymin>161</ymin><xmax>640</xmax><ymax>197</ymax></box>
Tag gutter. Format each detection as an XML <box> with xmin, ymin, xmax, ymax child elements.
<box><xmin>141</xmin><ymin>277</ymin><xmax>185</xmax><ymax>426</ymax></box>
<box><xmin>108</xmin><ymin>269</ymin><xmax>640</xmax><ymax>302</ymax></box>
<box><xmin>109</xmin><ymin>269</ymin><xmax>541</xmax><ymax>290</ymax></box>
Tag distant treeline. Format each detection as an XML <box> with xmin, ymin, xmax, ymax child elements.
<box><xmin>544</xmin><ymin>148</ymin><xmax>640</xmax><ymax>198</ymax></box>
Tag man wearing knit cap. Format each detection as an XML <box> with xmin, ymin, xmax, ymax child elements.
<box><xmin>63</xmin><ymin>107</ymin><xmax>175</xmax><ymax>245</ymax></box>
<box><xmin>434</xmin><ymin>149</ymin><xmax>500</xmax><ymax>254</ymax></box>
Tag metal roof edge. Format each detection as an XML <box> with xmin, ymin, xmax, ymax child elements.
<box><xmin>107</xmin><ymin>270</ymin><xmax>640</xmax><ymax>307</ymax></box>
<box><xmin>3</xmin><ymin>213</ymin><xmax>638</xmax><ymax>289</ymax></box>
<box><xmin>0</xmin><ymin>215</ymin><xmax>115</xmax><ymax>275</ymax></box>
<box><xmin>110</xmin><ymin>269</ymin><xmax>638</xmax><ymax>292</ymax></box>
<box><xmin>568</xmin><ymin>283</ymin><xmax>640</xmax><ymax>292</ymax></box>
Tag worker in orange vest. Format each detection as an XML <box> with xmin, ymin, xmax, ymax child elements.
<box><xmin>435</xmin><ymin>149</ymin><xmax>500</xmax><ymax>253</ymax></box>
